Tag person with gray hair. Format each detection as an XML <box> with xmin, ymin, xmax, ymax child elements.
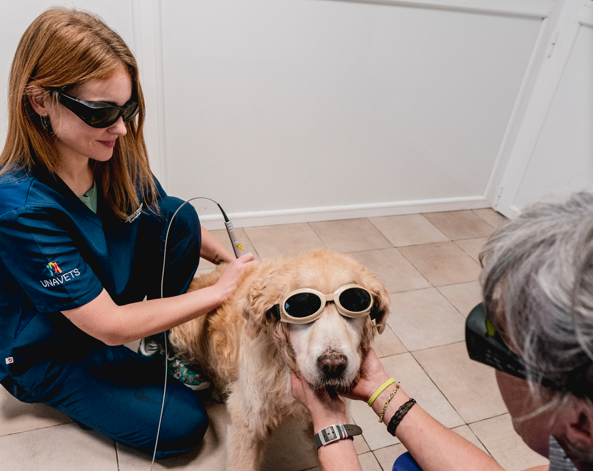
<box><xmin>291</xmin><ymin>192</ymin><xmax>593</xmax><ymax>471</ymax></box>
<box><xmin>477</xmin><ymin>191</ymin><xmax>593</xmax><ymax>470</ymax></box>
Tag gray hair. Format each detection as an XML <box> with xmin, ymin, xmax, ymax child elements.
<box><xmin>480</xmin><ymin>193</ymin><xmax>593</xmax><ymax>401</ymax></box>
<box><xmin>480</xmin><ymin>193</ymin><xmax>593</xmax><ymax>466</ymax></box>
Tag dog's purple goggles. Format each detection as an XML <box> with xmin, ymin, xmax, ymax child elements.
<box><xmin>268</xmin><ymin>284</ymin><xmax>377</xmax><ymax>324</ymax></box>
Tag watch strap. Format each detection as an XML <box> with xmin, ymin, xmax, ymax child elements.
<box><xmin>313</xmin><ymin>424</ymin><xmax>362</xmax><ymax>450</ymax></box>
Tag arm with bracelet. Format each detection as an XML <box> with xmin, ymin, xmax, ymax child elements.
<box><xmin>291</xmin><ymin>350</ymin><xmax>504</xmax><ymax>471</ymax></box>
<box><xmin>343</xmin><ymin>349</ymin><xmax>506</xmax><ymax>471</ymax></box>
<box><xmin>290</xmin><ymin>372</ymin><xmax>362</xmax><ymax>471</ymax></box>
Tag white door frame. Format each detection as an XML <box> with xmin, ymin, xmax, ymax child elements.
<box><xmin>487</xmin><ymin>0</ymin><xmax>593</xmax><ymax>217</ymax></box>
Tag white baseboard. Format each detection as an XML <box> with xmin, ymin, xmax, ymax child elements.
<box><xmin>498</xmin><ymin>204</ymin><xmax>522</xmax><ymax>219</ymax></box>
<box><xmin>199</xmin><ymin>195</ymin><xmax>491</xmax><ymax>230</ymax></box>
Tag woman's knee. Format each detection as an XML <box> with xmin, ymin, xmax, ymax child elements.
<box><xmin>154</xmin><ymin>390</ymin><xmax>209</xmax><ymax>458</ymax></box>
<box><xmin>154</xmin><ymin>412</ymin><xmax>209</xmax><ymax>458</ymax></box>
<box><xmin>159</xmin><ymin>196</ymin><xmax>200</xmax><ymax>237</ymax></box>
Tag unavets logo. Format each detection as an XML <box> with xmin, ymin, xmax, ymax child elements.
<box><xmin>46</xmin><ymin>262</ymin><xmax>62</xmax><ymax>276</ymax></box>
<box><xmin>40</xmin><ymin>260</ymin><xmax>80</xmax><ymax>288</ymax></box>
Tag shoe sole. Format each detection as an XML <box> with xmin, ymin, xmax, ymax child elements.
<box><xmin>138</xmin><ymin>338</ymin><xmax>161</xmax><ymax>357</ymax></box>
<box><xmin>183</xmin><ymin>382</ymin><xmax>211</xmax><ymax>391</ymax></box>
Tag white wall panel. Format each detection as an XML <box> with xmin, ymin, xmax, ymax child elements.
<box><xmin>515</xmin><ymin>22</ymin><xmax>593</xmax><ymax>207</ymax></box>
<box><xmin>1</xmin><ymin>1</ymin><xmax>554</xmax><ymax>228</ymax></box>
<box><xmin>160</xmin><ymin>0</ymin><xmax>542</xmax><ymax>224</ymax></box>
<box><xmin>493</xmin><ymin>0</ymin><xmax>593</xmax><ymax>217</ymax></box>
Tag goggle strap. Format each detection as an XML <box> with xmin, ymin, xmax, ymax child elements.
<box><xmin>268</xmin><ymin>304</ymin><xmax>281</xmax><ymax>321</ymax></box>
<box><xmin>370</xmin><ymin>304</ymin><xmax>380</xmax><ymax>321</ymax></box>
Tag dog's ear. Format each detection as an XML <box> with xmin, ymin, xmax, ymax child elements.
<box><xmin>238</xmin><ymin>264</ymin><xmax>283</xmax><ymax>339</ymax></box>
<box><xmin>366</xmin><ymin>274</ymin><xmax>391</xmax><ymax>335</ymax></box>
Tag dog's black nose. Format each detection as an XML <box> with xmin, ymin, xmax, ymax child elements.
<box><xmin>317</xmin><ymin>350</ymin><xmax>348</xmax><ymax>377</ymax></box>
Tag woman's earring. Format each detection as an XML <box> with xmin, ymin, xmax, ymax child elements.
<box><xmin>40</xmin><ymin>114</ymin><xmax>51</xmax><ymax>131</ymax></box>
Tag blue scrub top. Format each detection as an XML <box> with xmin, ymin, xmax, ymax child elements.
<box><xmin>0</xmin><ymin>168</ymin><xmax>164</xmax><ymax>382</ymax></box>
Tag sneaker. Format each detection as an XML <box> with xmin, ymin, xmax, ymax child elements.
<box><xmin>166</xmin><ymin>353</ymin><xmax>211</xmax><ymax>391</ymax></box>
<box><xmin>138</xmin><ymin>336</ymin><xmax>211</xmax><ymax>391</ymax></box>
<box><xmin>138</xmin><ymin>335</ymin><xmax>163</xmax><ymax>360</ymax></box>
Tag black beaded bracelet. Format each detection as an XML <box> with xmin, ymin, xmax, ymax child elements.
<box><xmin>387</xmin><ymin>398</ymin><xmax>417</xmax><ymax>436</ymax></box>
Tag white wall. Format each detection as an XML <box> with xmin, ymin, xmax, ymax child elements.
<box><xmin>494</xmin><ymin>0</ymin><xmax>593</xmax><ymax>215</ymax></box>
<box><xmin>516</xmin><ymin>22</ymin><xmax>593</xmax><ymax>206</ymax></box>
<box><xmin>1</xmin><ymin>0</ymin><xmax>573</xmax><ymax>229</ymax></box>
<box><xmin>159</xmin><ymin>0</ymin><xmax>543</xmax><ymax>227</ymax></box>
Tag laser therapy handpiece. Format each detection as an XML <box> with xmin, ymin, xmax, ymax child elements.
<box><xmin>216</xmin><ymin>204</ymin><xmax>245</xmax><ymax>258</ymax></box>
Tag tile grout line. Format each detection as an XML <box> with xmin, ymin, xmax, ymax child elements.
<box><xmin>238</xmin><ymin>227</ymin><xmax>261</xmax><ymax>260</ymax></box>
<box><xmin>408</xmin><ymin>348</ymin><xmax>500</xmax><ymax>462</ymax></box>
<box><xmin>368</xmin><ymin>212</ymin><xmax>450</xmax><ymax>246</ymax></box>
<box><xmin>366</xmin><ymin>343</ymin><xmax>490</xmax><ymax>457</ymax></box>
<box><xmin>465</xmin><ymin>412</ymin><xmax>512</xmax><ymax>459</ymax></box>
<box><xmin>471</xmin><ymin>209</ymin><xmax>504</xmax><ymax>229</ymax></box>
<box><xmin>466</xmin><ymin>411</ymin><xmax>511</xmax><ymax>426</ymax></box>
<box><xmin>450</xmin><ymin>424</ymin><xmax>493</xmax><ymax>459</ymax></box>
<box><xmin>114</xmin><ymin>441</ymin><xmax>120</xmax><ymax>471</ymax></box>
<box><xmin>432</xmin><ymin>287</ymin><xmax>473</xmax><ymax>321</ymax></box>
<box><xmin>0</xmin><ymin>421</ymin><xmax>74</xmax><ymax>438</ymax></box>
<box><xmin>304</xmin><ymin>221</ymin><xmax>331</xmax><ymax>251</ymax></box>
<box><xmin>408</xmin><ymin>348</ymin><xmax>468</xmax><ymax>426</ymax></box>
<box><xmin>368</xmin><ymin>450</ymin><xmax>384</xmax><ymax>471</ymax></box>
<box><xmin>397</xmin><ymin>242</ymin><xmax>482</xmax><ymax>287</ymax></box>
<box><xmin>424</xmin><ymin>209</ymin><xmax>499</xmax><ymax>233</ymax></box>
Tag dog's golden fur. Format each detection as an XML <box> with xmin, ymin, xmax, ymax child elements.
<box><xmin>169</xmin><ymin>249</ymin><xmax>390</xmax><ymax>470</ymax></box>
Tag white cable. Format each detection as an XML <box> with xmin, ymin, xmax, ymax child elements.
<box><xmin>149</xmin><ymin>196</ymin><xmax>223</xmax><ymax>471</ymax></box>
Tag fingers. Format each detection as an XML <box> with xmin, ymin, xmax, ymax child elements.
<box><xmin>226</xmin><ymin>253</ymin><xmax>258</xmax><ymax>274</ymax></box>
<box><xmin>338</xmin><ymin>349</ymin><xmax>391</xmax><ymax>402</ymax></box>
<box><xmin>290</xmin><ymin>371</ymin><xmax>317</xmax><ymax>400</ymax></box>
<box><xmin>228</xmin><ymin>253</ymin><xmax>258</xmax><ymax>272</ymax></box>
<box><xmin>290</xmin><ymin>371</ymin><xmax>307</xmax><ymax>405</ymax></box>
<box><xmin>237</xmin><ymin>252</ymin><xmax>255</xmax><ymax>263</ymax></box>
<box><xmin>361</xmin><ymin>348</ymin><xmax>386</xmax><ymax>377</ymax></box>
<box><xmin>364</xmin><ymin>347</ymin><xmax>380</xmax><ymax>363</ymax></box>
<box><xmin>214</xmin><ymin>253</ymin><xmax>258</xmax><ymax>303</ymax></box>
<box><xmin>236</xmin><ymin>252</ymin><xmax>256</xmax><ymax>263</ymax></box>
<box><xmin>290</xmin><ymin>370</ymin><xmax>301</xmax><ymax>389</ymax></box>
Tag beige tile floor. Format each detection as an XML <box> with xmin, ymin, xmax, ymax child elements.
<box><xmin>0</xmin><ymin>208</ymin><xmax>551</xmax><ymax>471</ymax></box>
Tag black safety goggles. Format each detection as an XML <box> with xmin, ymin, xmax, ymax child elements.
<box><xmin>268</xmin><ymin>284</ymin><xmax>376</xmax><ymax>324</ymax></box>
<box><xmin>57</xmin><ymin>92</ymin><xmax>139</xmax><ymax>128</ymax></box>
<box><xmin>465</xmin><ymin>303</ymin><xmax>562</xmax><ymax>391</ymax></box>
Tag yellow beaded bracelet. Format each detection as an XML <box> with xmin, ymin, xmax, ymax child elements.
<box><xmin>367</xmin><ymin>378</ymin><xmax>396</xmax><ymax>407</ymax></box>
<box><xmin>379</xmin><ymin>384</ymin><xmax>400</xmax><ymax>423</ymax></box>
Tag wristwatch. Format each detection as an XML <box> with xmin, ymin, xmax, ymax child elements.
<box><xmin>313</xmin><ymin>424</ymin><xmax>362</xmax><ymax>450</ymax></box>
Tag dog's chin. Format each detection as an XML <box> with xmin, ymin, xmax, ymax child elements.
<box><xmin>309</xmin><ymin>371</ymin><xmax>358</xmax><ymax>393</ymax></box>
<box><xmin>301</xmin><ymin>359</ymin><xmax>362</xmax><ymax>393</ymax></box>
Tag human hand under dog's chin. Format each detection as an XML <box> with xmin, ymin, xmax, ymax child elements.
<box><xmin>290</xmin><ymin>372</ymin><xmax>347</xmax><ymax>432</ymax></box>
<box><xmin>341</xmin><ymin>348</ymin><xmax>392</xmax><ymax>403</ymax></box>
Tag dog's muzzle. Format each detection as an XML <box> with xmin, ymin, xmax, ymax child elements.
<box><xmin>317</xmin><ymin>349</ymin><xmax>348</xmax><ymax>379</ymax></box>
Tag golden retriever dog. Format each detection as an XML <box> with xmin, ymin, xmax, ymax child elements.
<box><xmin>169</xmin><ymin>249</ymin><xmax>390</xmax><ymax>471</ymax></box>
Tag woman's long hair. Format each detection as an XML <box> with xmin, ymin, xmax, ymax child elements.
<box><xmin>0</xmin><ymin>7</ymin><xmax>157</xmax><ymax>219</ymax></box>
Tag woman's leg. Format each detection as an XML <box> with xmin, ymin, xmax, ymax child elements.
<box><xmin>125</xmin><ymin>195</ymin><xmax>202</xmax><ymax>303</ymax></box>
<box><xmin>130</xmin><ymin>195</ymin><xmax>210</xmax><ymax>389</ymax></box>
<box><xmin>2</xmin><ymin>197</ymin><xmax>208</xmax><ymax>457</ymax></box>
<box><xmin>4</xmin><ymin>345</ymin><xmax>208</xmax><ymax>459</ymax></box>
